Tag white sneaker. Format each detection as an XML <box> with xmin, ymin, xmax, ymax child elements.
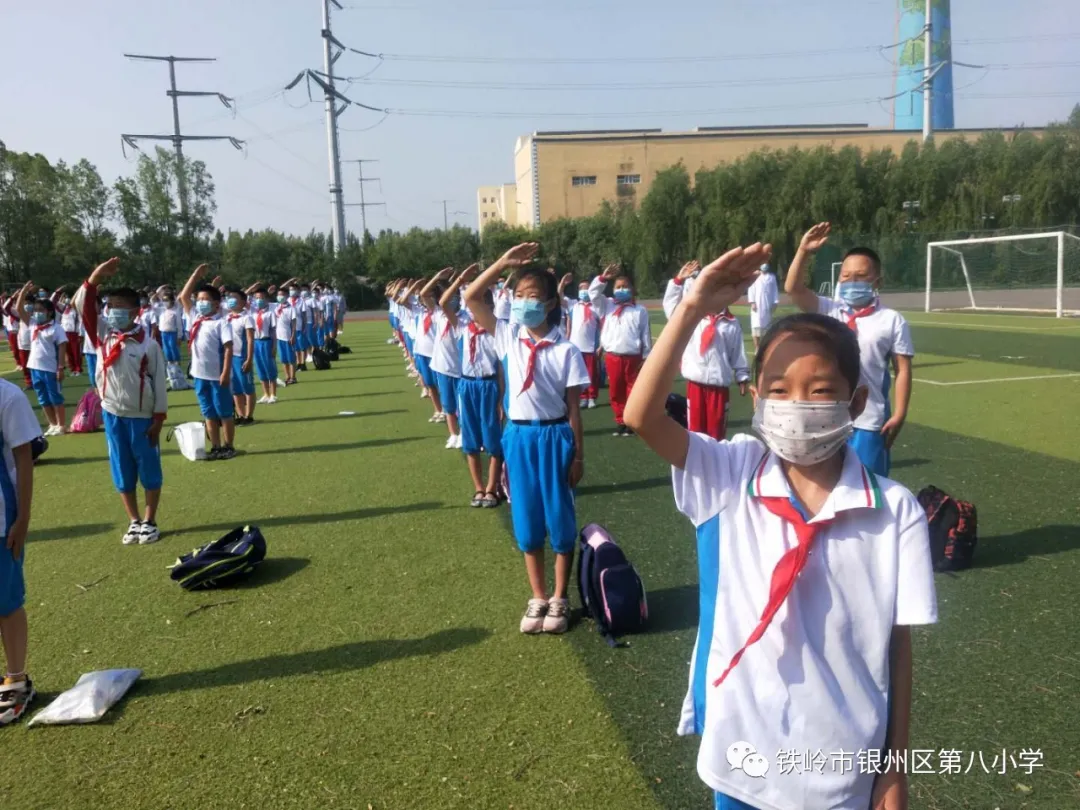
<box><xmin>138</xmin><ymin>521</ymin><xmax>161</xmax><ymax>545</ymax></box>
<box><xmin>257</xmin><ymin>395</ymin><xmax>270</xmax><ymax>404</ymax></box>
<box><xmin>433</xmin><ymin>412</ymin><xmax>447</xmax><ymax>423</ymax></box>
<box><xmin>267</xmin><ymin>396</ymin><xmax>277</xmax><ymax>404</ymax></box>
<box><xmin>122</xmin><ymin>520</ymin><xmax>142</xmax><ymax>546</ymax></box>
<box><xmin>520</xmin><ymin>598</ymin><xmax>548</xmax><ymax>634</ymax></box>
<box><xmin>587</xmin><ymin>399</ymin><xmax>597</xmax><ymax>409</ymax></box>
<box><xmin>444</xmin><ymin>435</ymin><xmax>456</xmax><ymax>449</ymax></box>
<box><xmin>277</xmin><ymin>378</ymin><xmax>287</xmax><ymax>386</ymax></box>
<box><xmin>543</xmin><ymin>598</ymin><xmax>570</xmax><ymax>634</ymax></box>
<box><xmin>421</xmin><ymin>389</ymin><xmax>429</xmax><ymax>399</ymax></box>
<box><xmin>453</xmin><ymin>434</ymin><xmax>463</xmax><ymax>449</ymax></box>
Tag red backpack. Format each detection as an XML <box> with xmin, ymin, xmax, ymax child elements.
<box><xmin>917</xmin><ymin>486</ymin><xmax>978</xmax><ymax>572</ymax></box>
<box><xmin>70</xmin><ymin>388</ymin><xmax>103</xmax><ymax>433</ymax></box>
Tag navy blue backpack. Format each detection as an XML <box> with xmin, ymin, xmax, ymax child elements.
<box><xmin>169</xmin><ymin>526</ymin><xmax>267</xmax><ymax>590</ymax></box>
<box><xmin>577</xmin><ymin>523</ymin><xmax>648</xmax><ymax>646</ymax></box>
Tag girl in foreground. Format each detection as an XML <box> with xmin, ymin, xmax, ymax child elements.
<box><xmin>464</xmin><ymin>243</ymin><xmax>590</xmax><ymax>634</ymax></box>
<box><xmin>623</xmin><ymin>243</ymin><xmax>936</xmax><ymax>810</ymax></box>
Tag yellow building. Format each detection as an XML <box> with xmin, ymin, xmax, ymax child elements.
<box><xmin>494</xmin><ymin>124</ymin><xmax>1039</xmax><ymax>227</ymax></box>
<box><xmin>476</xmin><ymin>183</ymin><xmax>518</xmax><ymax>231</ymax></box>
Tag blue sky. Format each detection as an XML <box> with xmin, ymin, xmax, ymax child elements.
<box><xmin>1</xmin><ymin>0</ymin><xmax>1076</xmax><ymax>236</ymax></box>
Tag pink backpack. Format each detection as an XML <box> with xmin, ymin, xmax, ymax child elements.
<box><xmin>70</xmin><ymin>388</ymin><xmax>103</xmax><ymax>433</ymax></box>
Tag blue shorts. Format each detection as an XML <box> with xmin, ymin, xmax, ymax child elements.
<box><xmin>86</xmin><ymin>352</ymin><xmax>98</xmax><ymax>383</ymax></box>
<box><xmin>194</xmin><ymin>378</ymin><xmax>234</xmax><ymax>421</ymax></box>
<box><xmin>161</xmin><ymin>331</ymin><xmax>181</xmax><ymax>363</ymax></box>
<box><xmin>459</xmin><ymin>377</ymin><xmax>502</xmax><ymax>457</ymax></box>
<box><xmin>305</xmin><ymin>324</ymin><xmax>317</xmax><ymax>349</ymax></box>
<box><xmin>30</xmin><ymin>368</ymin><xmax>63</xmax><ymax>407</ymax></box>
<box><xmin>404</xmin><ymin>334</ymin><xmax>414</xmax><ymax>357</ymax></box>
<box><xmin>849</xmin><ymin>427</ymin><xmax>889</xmax><ymax>477</ymax></box>
<box><xmin>715</xmin><ymin>793</ymin><xmax>757</xmax><ymax>810</ymax></box>
<box><xmin>104</xmin><ymin>411</ymin><xmax>163</xmax><ymax>493</ymax></box>
<box><xmin>502</xmin><ymin>421</ymin><xmax>577</xmax><ymax>554</ymax></box>
<box><xmin>414</xmin><ymin>354</ymin><xmax>436</xmax><ymax>388</ymax></box>
<box><xmin>277</xmin><ymin>339</ymin><xmax>296</xmax><ymax>366</ymax></box>
<box><xmin>0</xmin><ymin>542</ymin><xmax>24</xmax><ymax>617</ymax></box>
<box><xmin>230</xmin><ymin>357</ymin><xmax>256</xmax><ymax>396</ymax></box>
<box><xmin>254</xmin><ymin>339</ymin><xmax>277</xmax><ymax>382</ymax></box>
<box><xmin>436</xmin><ymin>372</ymin><xmax>460</xmax><ymax>417</ymax></box>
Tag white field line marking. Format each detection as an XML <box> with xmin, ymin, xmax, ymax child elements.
<box><xmin>904</xmin><ymin>319</ymin><xmax>1080</xmax><ymax>334</ymax></box>
<box><xmin>915</xmin><ymin>372</ymin><xmax>1080</xmax><ymax>386</ymax></box>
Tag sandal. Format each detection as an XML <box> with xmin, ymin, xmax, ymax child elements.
<box><xmin>481</xmin><ymin>492</ymin><xmax>500</xmax><ymax>509</ymax></box>
<box><xmin>470</xmin><ymin>491</ymin><xmax>485</xmax><ymax>508</ymax></box>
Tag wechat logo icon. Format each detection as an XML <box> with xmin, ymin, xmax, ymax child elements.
<box><xmin>727</xmin><ymin>741</ymin><xmax>770</xmax><ymax>778</ymax></box>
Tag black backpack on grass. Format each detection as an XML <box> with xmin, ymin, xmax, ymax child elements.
<box><xmin>312</xmin><ymin>348</ymin><xmax>332</xmax><ymax>370</ymax></box>
<box><xmin>577</xmin><ymin>523</ymin><xmax>648</xmax><ymax>646</ymax></box>
<box><xmin>169</xmin><ymin>526</ymin><xmax>267</xmax><ymax>590</ymax></box>
<box><xmin>666</xmin><ymin>393</ymin><xmax>688</xmax><ymax>428</ymax></box>
<box><xmin>917</xmin><ymin>486</ymin><xmax>978</xmax><ymax>571</ymax></box>
<box><xmin>337</xmin><ymin>345</ymin><xmax>351</xmax><ymax>354</ymax></box>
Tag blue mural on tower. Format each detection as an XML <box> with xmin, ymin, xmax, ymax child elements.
<box><xmin>894</xmin><ymin>0</ymin><xmax>955</xmax><ymax>131</ymax></box>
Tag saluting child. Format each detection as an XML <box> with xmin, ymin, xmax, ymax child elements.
<box><xmin>664</xmin><ymin>260</ymin><xmax>750</xmax><ymax>441</ymax></box>
<box><xmin>180</xmin><ymin>264</ymin><xmax>236</xmax><ymax>460</ymax></box>
<box><xmin>224</xmin><ymin>289</ymin><xmax>257</xmax><ymax>425</ymax></box>
<box><xmin>76</xmin><ymin>258</ymin><xmax>168</xmax><ymax>545</ymax></box>
<box><xmin>273</xmin><ymin>289</ymin><xmax>298</xmax><ymax>386</ymax></box>
<box><xmin>589</xmin><ymin>265</ymin><xmax>652</xmax><ymax>436</ymax></box>
<box><xmin>406</xmin><ymin>278</ymin><xmax>446</xmax><ymax>423</ymax></box>
<box><xmin>248</xmin><ymin>287</ymin><xmax>279</xmax><ymax>405</ymax></box>
<box><xmin>464</xmin><ymin>243</ymin><xmax>589</xmax><ymax>635</ymax></box>
<box><xmin>560</xmin><ymin>274</ymin><xmax>602</xmax><ymax>409</ymax></box>
<box><xmin>156</xmin><ymin>288</ymin><xmax>183</xmax><ymax>373</ymax></box>
<box><xmin>58</xmin><ymin>291</ymin><xmax>83</xmax><ymax>376</ymax></box>
<box><xmin>784</xmin><ymin>223</ymin><xmax>914</xmax><ymax>476</ymax></box>
<box><xmin>441</xmin><ymin>265</ymin><xmax>504</xmax><ymax>506</ymax></box>
<box><xmin>422</xmin><ymin>269</ymin><xmax>464</xmax><ymax>449</ymax></box>
<box><xmin>14</xmin><ymin>282</ymin><xmax>68</xmax><ymax>435</ymax></box>
<box><xmin>623</xmin><ymin>242</ymin><xmax>936</xmax><ymax>810</ymax></box>
<box><xmin>4</xmin><ymin>296</ymin><xmax>33</xmax><ymax>390</ymax></box>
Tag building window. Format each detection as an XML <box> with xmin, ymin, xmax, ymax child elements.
<box><xmin>571</xmin><ymin>176</ymin><xmax>597</xmax><ymax>187</ymax></box>
<box><xmin>482</xmin><ymin>197</ymin><xmax>487</xmax><ymax>203</ymax></box>
<box><xmin>617</xmin><ymin>174</ymin><xmax>641</xmax><ymax>185</ymax></box>
<box><xmin>482</xmin><ymin>212</ymin><xmax>488</xmax><ymax>219</ymax></box>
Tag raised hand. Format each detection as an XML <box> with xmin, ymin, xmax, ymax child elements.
<box><xmin>437</xmin><ymin>267</ymin><xmax>455</xmax><ymax>281</ymax></box>
<box><xmin>682</xmin><ymin>243</ymin><xmax>772</xmax><ymax>318</ymax></box>
<box><xmin>460</xmin><ymin>263</ymin><xmax>480</xmax><ymax>282</ymax></box>
<box><xmin>600</xmin><ymin>263</ymin><xmax>621</xmax><ymax>282</ymax></box>
<box><xmin>677</xmin><ymin>260</ymin><xmax>700</xmax><ymax>281</ymax></box>
<box><xmin>799</xmin><ymin>222</ymin><xmax>831</xmax><ymax>254</ymax></box>
<box><xmin>499</xmin><ymin>242</ymin><xmax>539</xmax><ymax>269</ymax></box>
<box><xmin>211</xmin><ymin>275</ymin><xmax>224</xmax><ymax>288</ymax></box>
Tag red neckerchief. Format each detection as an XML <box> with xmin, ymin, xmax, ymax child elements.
<box><xmin>578</xmin><ymin>301</ymin><xmax>593</xmax><ymax>324</ymax></box>
<box><xmin>518</xmin><ymin>335</ymin><xmax>554</xmax><ymax>393</ymax></box>
<box><xmin>255</xmin><ymin>309</ymin><xmax>265</xmax><ymax>333</ymax></box>
<box><xmin>32</xmin><ymin>322</ymin><xmax>52</xmax><ymax>342</ymax></box>
<box><xmin>441</xmin><ymin>317</ymin><xmax>453</xmax><ymax>339</ymax></box>
<box><xmin>844</xmin><ymin>303</ymin><xmax>877</xmax><ymax>332</ymax></box>
<box><xmin>698</xmin><ymin>309</ymin><xmax>736</xmax><ymax>355</ymax></box>
<box><xmin>276</xmin><ymin>303</ymin><xmax>288</xmax><ymax>317</ymax></box>
<box><xmin>102</xmin><ymin>326</ymin><xmax>145</xmax><ymax>372</ymax></box>
<box><xmin>188</xmin><ymin>316</ymin><xmax>211</xmax><ymax>354</ymax></box>
<box><xmin>422</xmin><ymin>309</ymin><xmax>434</xmax><ymax>336</ymax></box>
<box><xmin>467</xmin><ymin>322</ymin><xmax>486</xmax><ymax>363</ymax></box>
<box><xmin>713</xmin><ymin>495</ymin><xmax>831</xmax><ymax>687</ymax></box>
<box><xmin>612</xmin><ymin>304</ymin><xmax>629</xmax><ymax>319</ymax></box>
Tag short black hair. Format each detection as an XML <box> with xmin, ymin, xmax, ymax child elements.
<box><xmin>34</xmin><ymin>299</ymin><xmax>56</xmax><ymax>316</ymax></box>
<box><xmin>224</xmin><ymin>287</ymin><xmax>247</xmax><ymax>301</ymax></box>
<box><xmin>843</xmin><ymin>247</ymin><xmax>882</xmax><ymax>276</ymax></box>
<box><xmin>106</xmin><ymin>287</ymin><xmax>140</xmax><ymax>309</ymax></box>
<box><xmin>196</xmin><ymin>283</ymin><xmax>222</xmax><ymax>302</ymax></box>
<box><xmin>754</xmin><ymin>313</ymin><xmax>861</xmax><ymax>395</ymax></box>
<box><xmin>251</xmin><ymin>286</ymin><xmax>269</xmax><ymax>296</ymax></box>
<box><xmin>513</xmin><ymin>267</ymin><xmax>561</xmax><ymax>327</ymax></box>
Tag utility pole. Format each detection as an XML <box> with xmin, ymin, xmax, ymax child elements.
<box><xmin>922</xmin><ymin>0</ymin><xmax>933</xmax><ymax>142</ymax></box>
<box><xmin>343</xmin><ymin>159</ymin><xmax>384</xmax><ymax>237</ymax></box>
<box><xmin>121</xmin><ymin>54</ymin><xmax>242</xmax><ymax>233</ymax></box>
<box><xmin>321</xmin><ymin>0</ymin><xmax>347</xmax><ymax>255</ymax></box>
<box><xmin>435</xmin><ymin>200</ymin><xmax>467</xmax><ymax>230</ymax></box>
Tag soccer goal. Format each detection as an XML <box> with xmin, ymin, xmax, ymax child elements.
<box><xmin>925</xmin><ymin>231</ymin><xmax>1080</xmax><ymax>317</ymax></box>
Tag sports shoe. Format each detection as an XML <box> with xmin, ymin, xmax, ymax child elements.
<box><xmin>587</xmin><ymin>399</ymin><xmax>597</xmax><ymax>409</ymax></box>
<box><xmin>622</xmin><ymin>427</ymin><xmax>636</xmax><ymax>438</ymax></box>
<box><xmin>470</xmin><ymin>491</ymin><xmax>485</xmax><ymax>508</ymax></box>
<box><xmin>613</xmin><ymin>425</ymin><xmax>627</xmax><ymax>437</ymax></box>
<box><xmin>267</xmin><ymin>396</ymin><xmax>277</xmax><ymax>404</ymax></box>
<box><xmin>434</xmin><ymin>412</ymin><xmax>447</xmax><ymax>423</ymax></box>
<box><xmin>453</xmin><ymin>434</ymin><xmax>463</xmax><ymax>449</ymax></box>
<box><xmin>207</xmin><ymin>446</ymin><xmax>223</xmax><ymax>461</ymax></box>
<box><xmin>138</xmin><ymin>521</ymin><xmax>161</xmax><ymax>545</ymax></box>
<box><xmin>219</xmin><ymin>445</ymin><xmax>237</xmax><ymax>460</ymax></box>
<box><xmin>444</xmin><ymin>435</ymin><xmax>456</xmax><ymax>450</ymax></box>
<box><xmin>481</xmin><ymin>492</ymin><xmax>499</xmax><ymax>509</ymax></box>
<box><xmin>520</xmin><ymin>598</ymin><xmax>548</xmax><ymax>634</ymax></box>
<box><xmin>257</xmin><ymin>395</ymin><xmax>270</xmax><ymax>404</ymax></box>
<box><xmin>122</xmin><ymin>519</ymin><xmax>143</xmax><ymax>545</ymax></box>
<box><xmin>421</xmin><ymin>389</ymin><xmax>429</xmax><ymax>399</ymax></box>
<box><xmin>0</xmin><ymin>677</ymin><xmax>35</xmax><ymax>726</ymax></box>
<box><xmin>543</xmin><ymin>598</ymin><xmax>570</xmax><ymax>634</ymax></box>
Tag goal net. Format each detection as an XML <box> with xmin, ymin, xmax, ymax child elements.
<box><xmin>925</xmin><ymin>232</ymin><xmax>1080</xmax><ymax>317</ymax></box>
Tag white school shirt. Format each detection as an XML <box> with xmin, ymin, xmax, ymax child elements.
<box><xmin>459</xmin><ymin>313</ymin><xmax>498</xmax><ymax>379</ymax></box>
<box><xmin>411</xmin><ymin>304</ymin><xmax>437</xmax><ymax>358</ymax></box>
<box><xmin>137</xmin><ymin>307</ymin><xmax>158</xmax><ymax>333</ymax></box>
<box><xmin>0</xmin><ymin>379</ymin><xmax>43</xmax><ymax>535</ymax></box>
<box><xmin>494</xmin><ymin>320</ymin><xmax>590</xmax><ymax>422</ymax></box>
<box><xmin>59</xmin><ymin>305</ymin><xmax>79</xmax><ymax>333</ymax></box>
<box><xmin>27</xmin><ymin>321</ymin><xmax>67</xmax><ymax>372</ymax></box>
<box><xmin>672</xmin><ymin>432</ymin><xmax>937</xmax><ymax>810</ymax></box>
<box><xmin>430</xmin><ymin>309</ymin><xmax>463</xmax><ymax>378</ymax></box>
<box><xmin>273</xmin><ymin>303</ymin><xmax>296</xmax><ymax>341</ymax></box>
<box><xmin>588</xmin><ymin>277</ymin><xmax>652</xmax><ymax>356</ymax></box>
<box><xmin>817</xmin><ymin>296</ymin><xmax>914</xmax><ymax>432</ymax></box>
<box><xmin>188</xmin><ymin>315</ymin><xmax>230</xmax><ymax>381</ymax></box>
<box><xmin>250</xmin><ymin>306</ymin><xmax>276</xmax><ymax>340</ymax></box>
<box><xmin>562</xmin><ymin>296</ymin><xmax>601</xmax><ymax>355</ymax></box>
<box><xmin>665</xmin><ymin>282</ymin><xmax>750</xmax><ymax>387</ymax></box>
<box><xmin>17</xmin><ymin>318</ymin><xmax>31</xmax><ymax>351</ymax></box>
<box><xmin>493</xmin><ymin>287</ymin><xmax>512</xmax><ymax>322</ymax></box>
<box><xmin>226</xmin><ymin>312</ymin><xmax>253</xmax><ymax>360</ymax></box>
<box><xmin>748</xmin><ymin>273</ymin><xmax>779</xmax><ymax>329</ymax></box>
<box><xmin>662</xmin><ymin>277</ymin><xmax>693</xmax><ymax>320</ymax></box>
<box><xmin>158</xmin><ymin>304</ymin><xmax>181</xmax><ymax>333</ymax></box>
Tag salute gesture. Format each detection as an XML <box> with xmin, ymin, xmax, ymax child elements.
<box><xmin>799</xmin><ymin>222</ymin><xmax>831</xmax><ymax>254</ymax></box>
<box><xmin>599</xmin><ymin>263</ymin><xmax>620</xmax><ymax>283</ymax></box>
<box><xmin>89</xmin><ymin>257</ymin><xmax>121</xmax><ymax>286</ymax></box>
<box><xmin>677</xmin><ymin>260</ymin><xmax>700</xmax><ymax>282</ymax></box>
<box><xmin>682</xmin><ymin>244</ymin><xmax>772</xmax><ymax>318</ymax></box>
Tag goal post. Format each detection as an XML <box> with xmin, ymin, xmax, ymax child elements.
<box><xmin>925</xmin><ymin>231</ymin><xmax>1080</xmax><ymax>317</ymax></box>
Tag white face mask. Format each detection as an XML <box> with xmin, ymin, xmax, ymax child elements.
<box><xmin>752</xmin><ymin>397</ymin><xmax>854</xmax><ymax>466</ymax></box>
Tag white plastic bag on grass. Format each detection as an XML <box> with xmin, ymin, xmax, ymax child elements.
<box><xmin>27</xmin><ymin>668</ymin><xmax>141</xmax><ymax>727</ymax></box>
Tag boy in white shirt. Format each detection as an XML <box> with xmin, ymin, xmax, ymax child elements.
<box><xmin>0</xmin><ymin>376</ymin><xmax>40</xmax><ymax>725</ymax></box>
<box><xmin>76</xmin><ymin>259</ymin><xmax>169</xmax><ymax>545</ymax></box>
<box><xmin>180</xmin><ymin>264</ymin><xmax>236</xmax><ymax>460</ymax></box>
<box><xmin>155</xmin><ymin>288</ymin><xmax>184</xmax><ymax>373</ymax></box>
<box><xmin>224</xmin><ymin>289</ymin><xmax>257</xmax><ymax>425</ymax></box>
<box><xmin>13</xmin><ymin>282</ymin><xmax>68</xmax><ymax>435</ymax></box>
<box><xmin>785</xmin><ymin>223</ymin><xmax>914</xmax><ymax>477</ymax></box>
<box><xmin>273</xmin><ymin>290</ymin><xmax>299</xmax><ymax>385</ymax></box>
<box><xmin>248</xmin><ymin>287</ymin><xmax>279</xmax><ymax>404</ymax></box>
<box><xmin>421</xmin><ymin>269</ymin><xmax>464</xmax><ymax>448</ymax></box>
<box><xmin>3</xmin><ymin>297</ymin><xmax>33</xmax><ymax>390</ymax></box>
<box><xmin>624</xmin><ymin>242</ymin><xmax>936</xmax><ymax>810</ymax></box>
<box><xmin>559</xmin><ymin>274</ymin><xmax>601</xmax><ymax>408</ymax></box>
<box><xmin>747</xmin><ymin>263</ymin><xmax>779</xmax><ymax>351</ymax></box>
<box><xmin>588</xmin><ymin>266</ymin><xmax>652</xmax><ymax>437</ymax></box>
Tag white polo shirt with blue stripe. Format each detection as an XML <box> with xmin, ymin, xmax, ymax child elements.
<box><xmin>672</xmin><ymin>431</ymin><xmax>937</xmax><ymax>810</ymax></box>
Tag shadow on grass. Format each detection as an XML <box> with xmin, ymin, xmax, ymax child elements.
<box><xmin>643</xmin><ymin>584</ymin><xmax>698</xmax><ymax>634</ymax></box>
<box><xmin>227</xmin><ymin>556</ymin><xmax>310</xmax><ymax>589</ymax></box>
<box><xmin>244</xmin><ymin>436</ymin><xmax>425</xmax><ymax>456</ymax></box>
<box><xmin>892</xmin><ymin>457</ymin><xmax>931</xmax><ymax>470</ymax></box>
<box><xmin>168</xmin><ymin>501</ymin><xmax>443</xmax><ymax>537</ymax></box>
<box><xmin>31</xmin><ymin>522</ymin><xmax>116</xmax><ymax>543</ymax></box>
<box><xmin>256</xmin><ymin>409</ymin><xmax>405</xmax><ymax>425</ymax></box>
<box><xmin>972</xmin><ymin>525</ymin><xmax>1080</xmax><ymax>568</ymax></box>
<box><xmin>280</xmin><ymin>391</ymin><xmax>399</xmax><ymax>403</ymax></box>
<box><xmin>136</xmin><ymin>627</ymin><xmax>491</xmax><ymax>695</ymax></box>
<box><xmin>35</xmin><ymin>455</ymin><xmax>110</xmax><ymax>467</ymax></box>
<box><xmin>578</xmin><ymin>476</ymin><xmax>670</xmax><ymax>497</ymax></box>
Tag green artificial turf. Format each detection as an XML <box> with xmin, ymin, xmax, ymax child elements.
<box><xmin>3</xmin><ymin>312</ymin><xmax>1079</xmax><ymax>810</ymax></box>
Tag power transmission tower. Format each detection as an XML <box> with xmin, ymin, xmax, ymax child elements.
<box><xmin>121</xmin><ymin>54</ymin><xmax>243</xmax><ymax>232</ymax></box>
<box><xmin>343</xmin><ymin>159</ymin><xmax>384</xmax><ymax>238</ymax></box>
